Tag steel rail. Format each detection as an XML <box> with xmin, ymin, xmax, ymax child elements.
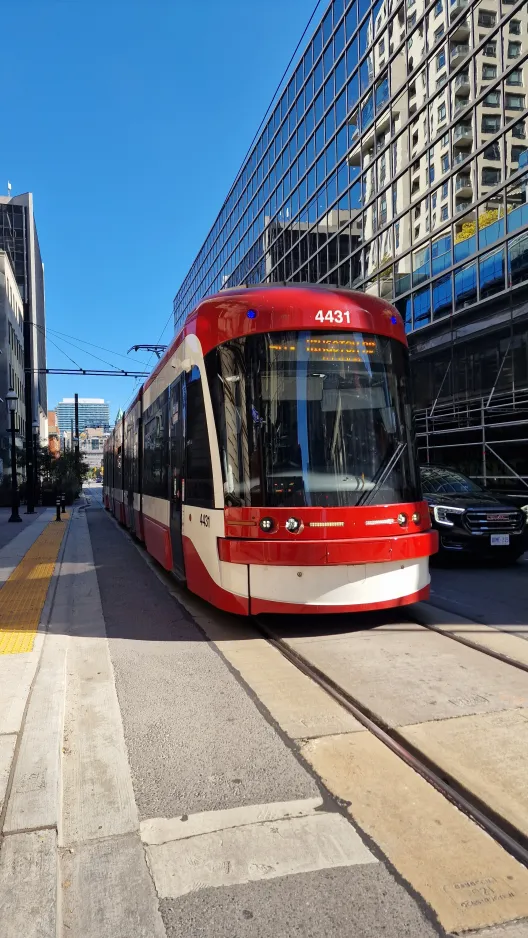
<box><xmin>411</xmin><ymin>614</ymin><xmax>528</xmax><ymax>675</ymax></box>
<box><xmin>254</xmin><ymin>616</ymin><xmax>528</xmax><ymax>869</ymax></box>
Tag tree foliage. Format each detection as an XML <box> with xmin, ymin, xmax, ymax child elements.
<box><xmin>38</xmin><ymin>450</ymin><xmax>90</xmax><ymax>503</ymax></box>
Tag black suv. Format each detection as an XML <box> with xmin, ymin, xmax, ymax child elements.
<box><xmin>420</xmin><ymin>466</ymin><xmax>528</xmax><ymax>563</ymax></box>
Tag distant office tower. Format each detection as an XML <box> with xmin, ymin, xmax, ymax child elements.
<box><xmin>55</xmin><ymin>398</ymin><xmax>110</xmax><ymax>436</ymax></box>
<box><xmin>0</xmin><ymin>192</ymin><xmax>47</xmax><ymax>439</ymax></box>
<box><xmin>173</xmin><ymin>0</ymin><xmax>528</xmax><ymax>488</ymax></box>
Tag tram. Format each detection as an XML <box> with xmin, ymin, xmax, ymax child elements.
<box><xmin>104</xmin><ymin>284</ymin><xmax>438</xmax><ymax>615</ymax></box>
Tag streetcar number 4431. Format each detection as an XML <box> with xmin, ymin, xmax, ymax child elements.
<box><xmin>315</xmin><ymin>310</ymin><xmax>351</xmax><ymax>323</ymax></box>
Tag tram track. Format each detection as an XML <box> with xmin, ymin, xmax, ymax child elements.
<box><xmin>254</xmin><ymin>615</ymin><xmax>528</xmax><ymax>871</ymax></box>
<box><xmin>408</xmin><ymin>606</ymin><xmax>528</xmax><ymax>675</ymax></box>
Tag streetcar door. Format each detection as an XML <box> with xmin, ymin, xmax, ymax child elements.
<box><xmin>126</xmin><ymin>423</ymin><xmax>135</xmax><ymax>534</ymax></box>
<box><xmin>169</xmin><ymin>376</ymin><xmax>185</xmax><ymax>575</ymax></box>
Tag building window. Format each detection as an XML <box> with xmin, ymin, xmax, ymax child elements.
<box><xmin>408</xmin><ymin>11</ymin><xmax>417</xmax><ymax>26</ymax></box>
<box><xmin>429</xmin><ymin>165</ymin><xmax>436</xmax><ymax>182</ymax></box>
<box><xmin>478</xmin><ymin>10</ymin><xmax>496</xmax><ymax>27</ymax></box>
<box><xmin>435</xmin><ymin>0</ymin><xmax>442</xmax><ymax>13</ymax></box>
<box><xmin>482</xmin><ymin>63</ymin><xmax>497</xmax><ymax>79</ymax></box>
<box><xmin>508</xmin><ymin>41</ymin><xmax>522</xmax><ymax>58</ymax></box>
<box><xmin>434</xmin><ymin>24</ymin><xmax>444</xmax><ymax>40</ymax></box>
<box><xmin>482</xmin><ymin>167</ymin><xmax>501</xmax><ymax>186</ymax></box>
<box><xmin>507</xmin><ymin>69</ymin><xmax>523</xmax><ymax>86</ymax></box>
<box><xmin>441</xmin><ymin>154</ymin><xmax>450</xmax><ymax>172</ymax></box>
<box><xmin>506</xmin><ymin>92</ymin><xmax>525</xmax><ymax>110</ymax></box>
<box><xmin>483</xmin><ymin>89</ymin><xmax>501</xmax><ymax>107</ymax></box>
<box><xmin>484</xmin><ymin>41</ymin><xmax>497</xmax><ymax>56</ymax></box>
<box><xmin>442</xmin><ymin>181</ymin><xmax>449</xmax><ymax>198</ymax></box>
<box><xmin>438</xmin><ymin>102</ymin><xmax>447</xmax><ymax>122</ymax></box>
<box><xmin>512</xmin><ymin>120</ymin><xmax>526</xmax><ymax>138</ymax></box>
<box><xmin>441</xmin><ymin>132</ymin><xmax>449</xmax><ymax>147</ymax></box>
<box><xmin>437</xmin><ymin>49</ymin><xmax>446</xmax><ymax>70</ymax></box>
<box><xmin>432</xmin><ymin>192</ymin><xmax>438</xmax><ymax>208</ymax></box>
<box><xmin>482</xmin><ymin>114</ymin><xmax>501</xmax><ymax>132</ymax></box>
<box><xmin>509</xmin><ymin>19</ymin><xmax>521</xmax><ymax>35</ymax></box>
<box><xmin>484</xmin><ymin>141</ymin><xmax>500</xmax><ymax>160</ymax></box>
<box><xmin>511</xmin><ymin>144</ymin><xmax>527</xmax><ymax>162</ymax></box>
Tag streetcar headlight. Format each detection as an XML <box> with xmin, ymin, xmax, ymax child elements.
<box><xmin>411</xmin><ymin>512</ymin><xmax>421</xmax><ymax>524</ymax></box>
<box><xmin>285</xmin><ymin>517</ymin><xmax>302</xmax><ymax>533</ymax></box>
<box><xmin>397</xmin><ymin>513</ymin><xmax>408</xmax><ymax>526</ymax></box>
<box><xmin>259</xmin><ymin>517</ymin><xmax>275</xmax><ymax>532</ymax></box>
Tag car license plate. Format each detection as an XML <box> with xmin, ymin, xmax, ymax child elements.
<box><xmin>491</xmin><ymin>534</ymin><xmax>509</xmax><ymax>546</ymax></box>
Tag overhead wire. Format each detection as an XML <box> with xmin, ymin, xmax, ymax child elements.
<box><xmin>46</xmin><ymin>328</ymin><xmax>150</xmax><ymax>367</ymax></box>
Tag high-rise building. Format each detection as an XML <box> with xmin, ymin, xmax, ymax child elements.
<box><xmin>0</xmin><ymin>192</ymin><xmax>47</xmax><ymax>439</ymax></box>
<box><xmin>173</xmin><ymin>0</ymin><xmax>528</xmax><ymax>489</ymax></box>
<box><xmin>55</xmin><ymin>398</ymin><xmax>110</xmax><ymax>436</ymax></box>
<box><xmin>0</xmin><ymin>251</ymin><xmax>25</xmax><ymax>487</ymax></box>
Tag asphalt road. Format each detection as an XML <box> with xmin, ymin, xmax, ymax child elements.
<box><xmin>429</xmin><ymin>553</ymin><xmax>528</xmax><ymax>630</ymax></box>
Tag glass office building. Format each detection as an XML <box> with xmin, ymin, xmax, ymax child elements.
<box><xmin>55</xmin><ymin>398</ymin><xmax>110</xmax><ymax>436</ymax></box>
<box><xmin>174</xmin><ymin>0</ymin><xmax>528</xmax><ymax>485</ymax></box>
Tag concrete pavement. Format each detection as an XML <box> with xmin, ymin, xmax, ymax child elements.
<box><xmin>0</xmin><ymin>488</ymin><xmax>528</xmax><ymax>936</ymax></box>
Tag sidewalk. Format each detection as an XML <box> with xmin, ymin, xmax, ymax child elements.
<box><xmin>0</xmin><ymin>505</ymin><xmax>50</xmax><ymax>552</ymax></box>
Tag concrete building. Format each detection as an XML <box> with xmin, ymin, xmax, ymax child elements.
<box><xmin>0</xmin><ymin>192</ymin><xmax>47</xmax><ymax>443</ymax></box>
<box><xmin>79</xmin><ymin>427</ymin><xmax>108</xmax><ymax>470</ymax></box>
<box><xmin>55</xmin><ymin>398</ymin><xmax>110</xmax><ymax>437</ymax></box>
<box><xmin>0</xmin><ymin>251</ymin><xmax>25</xmax><ymax>486</ymax></box>
<box><xmin>48</xmin><ymin>410</ymin><xmax>60</xmax><ymax>458</ymax></box>
<box><xmin>173</xmin><ymin>0</ymin><xmax>528</xmax><ymax>490</ymax></box>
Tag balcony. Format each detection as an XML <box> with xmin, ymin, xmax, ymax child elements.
<box><xmin>451</xmin><ymin>18</ymin><xmax>470</xmax><ymax>41</ymax></box>
<box><xmin>450</xmin><ymin>43</ymin><xmax>470</xmax><ymax>64</ymax></box>
<box><xmin>456</xmin><ymin>173</ymin><xmax>473</xmax><ymax>196</ymax></box>
<box><xmin>453</xmin><ymin>123</ymin><xmax>473</xmax><ymax>144</ymax></box>
<box><xmin>453</xmin><ymin>151</ymin><xmax>470</xmax><ymax>165</ymax></box>
<box><xmin>454</xmin><ymin>97</ymin><xmax>469</xmax><ymax>115</ymax></box>
<box><xmin>455</xmin><ymin>71</ymin><xmax>470</xmax><ymax>93</ymax></box>
<box><xmin>450</xmin><ymin>0</ymin><xmax>468</xmax><ymax>19</ymax></box>
<box><xmin>456</xmin><ymin>199</ymin><xmax>473</xmax><ymax>213</ymax></box>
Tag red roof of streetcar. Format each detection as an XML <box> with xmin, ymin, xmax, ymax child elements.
<box><xmin>143</xmin><ymin>284</ymin><xmax>406</xmax><ymax>396</ymax></box>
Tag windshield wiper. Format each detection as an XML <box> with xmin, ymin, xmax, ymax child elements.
<box><xmin>356</xmin><ymin>441</ymin><xmax>407</xmax><ymax>507</ymax></box>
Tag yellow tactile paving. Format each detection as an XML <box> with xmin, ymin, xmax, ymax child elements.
<box><xmin>0</xmin><ymin>517</ymin><xmax>68</xmax><ymax>655</ymax></box>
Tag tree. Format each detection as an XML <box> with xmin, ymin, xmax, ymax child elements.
<box><xmin>37</xmin><ymin>449</ymin><xmax>90</xmax><ymax>505</ymax></box>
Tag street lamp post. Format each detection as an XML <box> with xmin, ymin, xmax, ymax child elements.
<box><xmin>6</xmin><ymin>388</ymin><xmax>22</xmax><ymax>523</ymax></box>
<box><xmin>32</xmin><ymin>420</ymin><xmax>40</xmax><ymax>508</ymax></box>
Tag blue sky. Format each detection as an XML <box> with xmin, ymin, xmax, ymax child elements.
<box><xmin>1</xmin><ymin>0</ymin><xmax>315</xmax><ymax>420</ymax></box>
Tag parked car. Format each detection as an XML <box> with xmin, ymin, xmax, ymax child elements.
<box><xmin>420</xmin><ymin>465</ymin><xmax>528</xmax><ymax>563</ymax></box>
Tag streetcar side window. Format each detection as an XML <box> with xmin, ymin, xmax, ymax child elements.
<box><xmin>143</xmin><ymin>392</ymin><xmax>169</xmax><ymax>500</ymax></box>
<box><xmin>185</xmin><ymin>367</ymin><xmax>214</xmax><ymax>508</ymax></box>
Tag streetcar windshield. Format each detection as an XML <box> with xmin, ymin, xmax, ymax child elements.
<box><xmin>206</xmin><ymin>330</ymin><xmax>420</xmax><ymax>508</ymax></box>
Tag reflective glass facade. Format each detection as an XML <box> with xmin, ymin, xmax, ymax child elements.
<box><xmin>173</xmin><ymin>0</ymin><xmax>528</xmax><ymax>452</ymax></box>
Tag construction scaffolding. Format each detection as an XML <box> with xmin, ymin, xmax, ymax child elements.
<box><xmin>415</xmin><ymin>383</ymin><xmax>528</xmax><ymax>492</ymax></box>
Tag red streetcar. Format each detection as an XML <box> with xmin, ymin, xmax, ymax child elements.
<box><xmin>104</xmin><ymin>284</ymin><xmax>438</xmax><ymax>615</ymax></box>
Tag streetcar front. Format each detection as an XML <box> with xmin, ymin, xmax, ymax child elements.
<box><xmin>203</xmin><ymin>288</ymin><xmax>438</xmax><ymax>614</ymax></box>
